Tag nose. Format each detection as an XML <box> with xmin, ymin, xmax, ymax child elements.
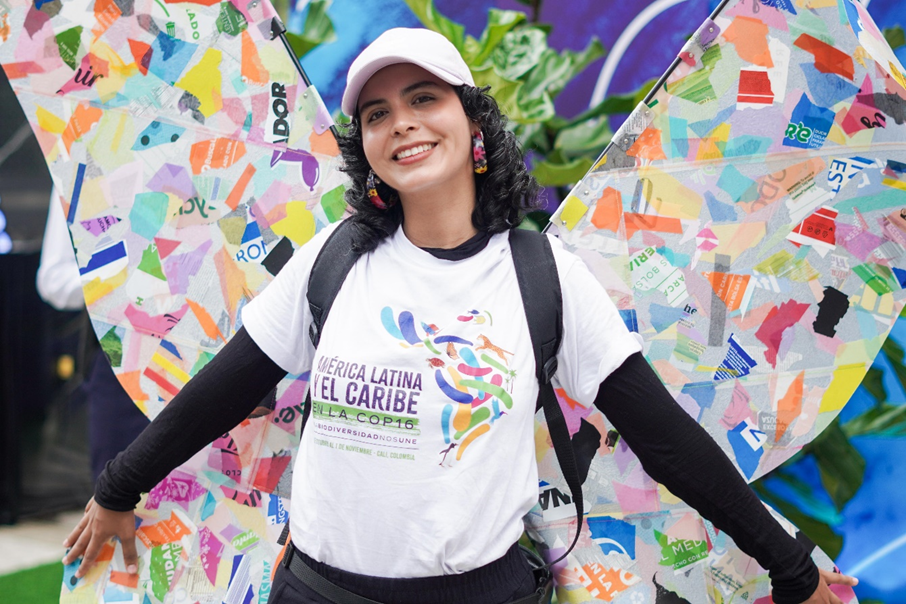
<box><xmin>391</xmin><ymin>107</ymin><xmax>418</xmax><ymax>136</ymax></box>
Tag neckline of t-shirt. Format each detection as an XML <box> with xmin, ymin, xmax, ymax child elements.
<box><xmin>388</xmin><ymin>225</ymin><xmax>508</xmax><ymax>270</ymax></box>
<box><xmin>420</xmin><ymin>229</ymin><xmax>492</xmax><ymax>260</ymax></box>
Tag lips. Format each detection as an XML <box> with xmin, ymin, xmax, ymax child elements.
<box><xmin>393</xmin><ymin>143</ymin><xmax>437</xmax><ymax>160</ymax></box>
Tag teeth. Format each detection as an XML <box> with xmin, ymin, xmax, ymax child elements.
<box><xmin>396</xmin><ymin>144</ymin><xmax>434</xmax><ymax>160</ymax></box>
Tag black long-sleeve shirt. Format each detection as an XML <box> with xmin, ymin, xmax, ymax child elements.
<box><xmin>596</xmin><ymin>353</ymin><xmax>818</xmax><ymax>603</ymax></box>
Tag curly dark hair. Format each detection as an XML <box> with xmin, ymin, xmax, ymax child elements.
<box><xmin>336</xmin><ymin>85</ymin><xmax>544</xmax><ymax>253</ymax></box>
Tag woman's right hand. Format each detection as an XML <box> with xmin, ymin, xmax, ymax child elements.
<box><xmin>62</xmin><ymin>497</ymin><xmax>139</xmax><ymax>579</ymax></box>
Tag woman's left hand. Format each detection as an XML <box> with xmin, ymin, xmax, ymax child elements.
<box><xmin>800</xmin><ymin>568</ymin><xmax>859</xmax><ymax>604</ymax></box>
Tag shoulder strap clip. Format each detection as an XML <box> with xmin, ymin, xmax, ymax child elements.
<box><xmin>541</xmin><ymin>356</ymin><xmax>558</xmax><ymax>385</ymax></box>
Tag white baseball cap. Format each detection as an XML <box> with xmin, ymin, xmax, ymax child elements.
<box><xmin>341</xmin><ymin>28</ymin><xmax>475</xmax><ymax>116</ymax></box>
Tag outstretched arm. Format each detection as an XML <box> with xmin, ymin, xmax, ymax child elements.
<box><xmin>62</xmin><ymin>327</ymin><xmax>287</xmax><ymax>577</ymax></box>
<box><xmin>594</xmin><ymin>352</ymin><xmax>857</xmax><ymax>604</ymax></box>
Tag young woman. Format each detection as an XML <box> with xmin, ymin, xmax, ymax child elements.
<box><xmin>63</xmin><ymin>28</ymin><xmax>858</xmax><ymax>604</ymax></box>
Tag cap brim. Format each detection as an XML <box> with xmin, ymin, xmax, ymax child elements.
<box><xmin>342</xmin><ymin>56</ymin><xmax>469</xmax><ymax>116</ymax></box>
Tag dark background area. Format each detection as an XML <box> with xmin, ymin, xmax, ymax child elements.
<box><xmin>0</xmin><ymin>67</ymin><xmax>93</xmax><ymax>525</ymax></box>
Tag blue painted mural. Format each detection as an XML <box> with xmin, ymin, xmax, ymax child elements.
<box><xmin>298</xmin><ymin>0</ymin><xmax>906</xmax><ymax>121</ymax></box>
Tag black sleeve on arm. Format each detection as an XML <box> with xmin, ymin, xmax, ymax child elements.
<box><xmin>594</xmin><ymin>352</ymin><xmax>819</xmax><ymax>604</ymax></box>
<box><xmin>94</xmin><ymin>326</ymin><xmax>288</xmax><ymax>511</ymax></box>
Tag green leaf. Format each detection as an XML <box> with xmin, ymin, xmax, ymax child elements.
<box><xmin>403</xmin><ymin>0</ymin><xmax>465</xmax><ymax>52</ymax></box>
<box><xmin>517</xmin><ymin>211</ymin><xmax>545</xmax><ymax>231</ymax></box>
<box><xmin>492</xmin><ymin>27</ymin><xmax>548</xmax><ymax>80</ymax></box>
<box><xmin>472</xmin><ymin>65</ymin><xmax>552</xmax><ymax>124</ymax></box>
<box><xmin>284</xmin><ymin>33</ymin><xmax>315</xmax><ymax>60</ymax></box>
<box><xmin>518</xmin><ymin>49</ymin><xmax>567</xmax><ymax>102</ymax></box>
<box><xmin>270</xmin><ymin>0</ymin><xmax>292</xmax><ymax>23</ymax></box>
<box><xmin>519</xmin><ymin>37</ymin><xmax>605</xmax><ymax>104</ymax></box>
<box><xmin>807</xmin><ymin>420</ymin><xmax>865</xmax><ymax>511</ymax></box>
<box><xmin>514</xmin><ymin>91</ymin><xmax>556</xmax><ymax>123</ymax></box>
<box><xmin>284</xmin><ymin>0</ymin><xmax>335</xmax><ymax>59</ymax></box>
<box><xmin>860</xmin><ymin>365</ymin><xmax>887</xmax><ymax>405</ymax></box>
<box><xmin>751</xmin><ymin>482</ymin><xmax>844</xmax><ymax>559</ymax></box>
<box><xmin>565</xmin><ymin>36</ymin><xmax>607</xmax><ymax>76</ymax></box>
<box><xmin>471</xmin><ymin>64</ymin><xmax>523</xmax><ymax>114</ymax></box>
<box><xmin>517</xmin><ymin>123</ymin><xmax>550</xmax><ymax>154</ymax></box>
<box><xmin>531</xmin><ymin>156</ymin><xmax>593</xmax><ymax>187</ymax></box>
<box><xmin>558</xmin><ymin>86</ymin><xmax>646</xmax><ymax>132</ymax></box>
<box><xmin>633</xmin><ymin>78</ymin><xmax>659</xmax><ymax>106</ymax></box>
<box><xmin>543</xmin><ymin>148</ymin><xmax>566</xmax><ymax>164</ymax></box>
<box><xmin>554</xmin><ymin>114</ymin><xmax>613</xmax><ymax>158</ymax></box>
<box><xmin>883</xmin><ymin>25</ymin><xmax>905</xmax><ymax>50</ymax></box>
<box><xmin>538</xmin><ymin>83</ymin><xmax>646</xmax><ymax>147</ymax></box>
<box><xmin>332</xmin><ymin>110</ymin><xmax>351</xmax><ymax>125</ymax></box>
<box><xmin>881</xmin><ymin>336</ymin><xmax>906</xmax><ymax>398</ymax></box>
<box><xmin>769</xmin><ymin>470</ymin><xmax>843</xmax><ymax>525</ymax></box>
<box><xmin>462</xmin><ymin>9</ymin><xmax>526</xmax><ymax>66</ymax></box>
<box><xmin>588</xmin><ymin>92</ymin><xmax>638</xmax><ymax>118</ymax></box>
<box><xmin>844</xmin><ymin>403</ymin><xmax>906</xmax><ymax>437</ymax></box>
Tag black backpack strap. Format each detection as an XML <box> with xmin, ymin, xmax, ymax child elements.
<box><xmin>307</xmin><ymin>220</ymin><xmax>361</xmax><ymax>349</ymax></box>
<box><xmin>509</xmin><ymin>229</ymin><xmax>583</xmax><ymax>569</ymax></box>
<box><xmin>301</xmin><ymin>220</ymin><xmax>361</xmax><ymax>434</ymax></box>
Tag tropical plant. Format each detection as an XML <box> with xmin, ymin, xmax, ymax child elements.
<box><xmin>403</xmin><ymin>0</ymin><xmax>652</xmax><ymax>200</ymax></box>
<box><xmin>277</xmin><ymin>0</ymin><xmax>337</xmax><ymax>60</ymax></box>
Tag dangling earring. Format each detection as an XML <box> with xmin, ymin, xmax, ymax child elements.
<box><xmin>366</xmin><ymin>169</ymin><xmax>390</xmax><ymax>210</ymax></box>
<box><xmin>472</xmin><ymin>131</ymin><xmax>488</xmax><ymax>174</ymax></box>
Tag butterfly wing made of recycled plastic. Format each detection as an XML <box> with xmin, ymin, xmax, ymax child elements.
<box><xmin>0</xmin><ymin>0</ymin><xmax>349</xmax><ymax>601</ymax></box>
<box><xmin>527</xmin><ymin>0</ymin><xmax>904</xmax><ymax>601</ymax></box>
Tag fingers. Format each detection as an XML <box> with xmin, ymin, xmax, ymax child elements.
<box><xmin>76</xmin><ymin>533</ymin><xmax>106</xmax><ymax>579</ymax></box>
<box><xmin>62</xmin><ymin>519</ymin><xmax>92</xmax><ymax>566</ymax></box>
<box><xmin>62</xmin><ymin>513</ymin><xmax>89</xmax><ymax>551</ymax></box>
<box><xmin>63</xmin><ymin>500</ymin><xmax>141</xmax><ymax>580</ymax></box>
<box><xmin>820</xmin><ymin>567</ymin><xmax>859</xmax><ymax>586</ymax></box>
<box><xmin>120</xmin><ymin>532</ymin><xmax>139</xmax><ymax>575</ymax></box>
<box><xmin>815</xmin><ymin>569</ymin><xmax>855</xmax><ymax>604</ymax></box>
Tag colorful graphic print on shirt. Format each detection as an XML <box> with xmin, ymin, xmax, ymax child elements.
<box><xmin>381</xmin><ymin>307</ymin><xmax>518</xmax><ymax>467</ymax></box>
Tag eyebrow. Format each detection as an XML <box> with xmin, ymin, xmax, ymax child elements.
<box><xmin>358</xmin><ymin>80</ymin><xmax>442</xmax><ymax>115</ymax></box>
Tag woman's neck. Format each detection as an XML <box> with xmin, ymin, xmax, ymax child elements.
<box><xmin>398</xmin><ymin>179</ymin><xmax>478</xmax><ymax>249</ymax></box>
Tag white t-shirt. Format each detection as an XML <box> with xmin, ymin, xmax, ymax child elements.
<box><xmin>242</xmin><ymin>222</ymin><xmax>640</xmax><ymax>577</ymax></box>
<box><xmin>37</xmin><ymin>188</ymin><xmax>85</xmax><ymax>311</ymax></box>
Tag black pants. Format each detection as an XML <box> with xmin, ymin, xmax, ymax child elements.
<box><xmin>268</xmin><ymin>542</ymin><xmax>537</xmax><ymax>604</ymax></box>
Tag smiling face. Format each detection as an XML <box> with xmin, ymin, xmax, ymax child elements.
<box><xmin>357</xmin><ymin>63</ymin><xmax>477</xmax><ymax>202</ymax></box>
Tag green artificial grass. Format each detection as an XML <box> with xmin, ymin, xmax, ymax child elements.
<box><xmin>0</xmin><ymin>562</ymin><xmax>63</xmax><ymax>604</ymax></box>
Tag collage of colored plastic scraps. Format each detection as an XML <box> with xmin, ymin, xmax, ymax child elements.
<box><xmin>0</xmin><ymin>0</ymin><xmax>348</xmax><ymax>601</ymax></box>
<box><xmin>530</xmin><ymin>0</ymin><xmax>903</xmax><ymax>602</ymax></box>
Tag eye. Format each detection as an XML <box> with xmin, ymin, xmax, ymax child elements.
<box><xmin>413</xmin><ymin>94</ymin><xmax>435</xmax><ymax>105</ymax></box>
<box><xmin>366</xmin><ymin>109</ymin><xmax>387</xmax><ymax>123</ymax></box>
